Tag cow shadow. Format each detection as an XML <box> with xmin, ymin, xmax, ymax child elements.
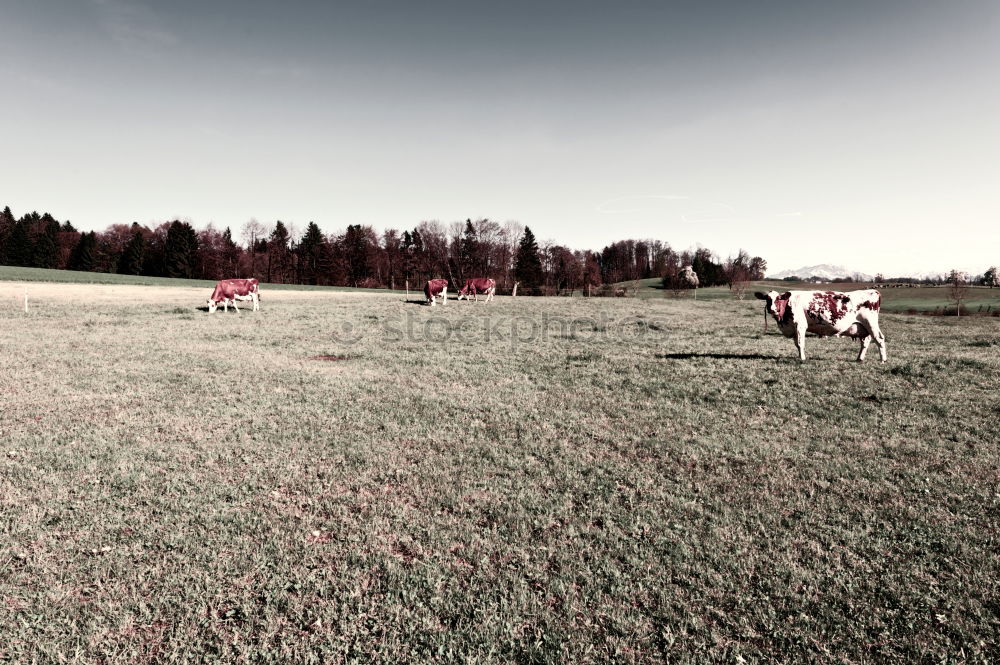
<box><xmin>655</xmin><ymin>352</ymin><xmax>778</xmax><ymax>360</ymax></box>
<box><xmin>194</xmin><ymin>305</ymin><xmax>253</xmax><ymax>313</ymax></box>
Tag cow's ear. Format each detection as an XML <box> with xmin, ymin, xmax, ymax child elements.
<box><xmin>753</xmin><ymin>292</ymin><xmax>767</xmax><ymax>300</ymax></box>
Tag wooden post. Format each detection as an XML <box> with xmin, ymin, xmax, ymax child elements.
<box><xmin>406</xmin><ymin>280</ymin><xmax>409</xmax><ymax>302</ymax></box>
<box><xmin>512</xmin><ymin>282</ymin><xmax>519</xmax><ymax>298</ymax></box>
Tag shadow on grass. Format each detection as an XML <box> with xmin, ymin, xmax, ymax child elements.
<box><xmin>406</xmin><ymin>299</ymin><xmax>473</xmax><ymax>306</ymax></box>
<box><xmin>655</xmin><ymin>352</ymin><xmax>777</xmax><ymax>360</ymax></box>
<box><xmin>193</xmin><ymin>305</ymin><xmax>260</xmax><ymax>313</ymax></box>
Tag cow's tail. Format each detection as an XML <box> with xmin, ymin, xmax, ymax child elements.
<box><xmin>763</xmin><ymin>306</ymin><xmax>768</xmax><ymax>332</ymax></box>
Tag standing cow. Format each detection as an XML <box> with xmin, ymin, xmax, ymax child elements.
<box><xmin>456</xmin><ymin>278</ymin><xmax>496</xmax><ymax>303</ymax></box>
<box><xmin>754</xmin><ymin>289</ymin><xmax>887</xmax><ymax>362</ymax></box>
<box><xmin>424</xmin><ymin>279</ymin><xmax>448</xmax><ymax>306</ymax></box>
<box><xmin>208</xmin><ymin>278</ymin><xmax>260</xmax><ymax>313</ymax></box>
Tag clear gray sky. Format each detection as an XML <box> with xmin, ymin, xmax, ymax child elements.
<box><xmin>2</xmin><ymin>0</ymin><xmax>998</xmax><ymax>275</ymax></box>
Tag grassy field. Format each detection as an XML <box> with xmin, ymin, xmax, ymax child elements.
<box><xmin>0</xmin><ymin>266</ymin><xmax>406</xmax><ymax>293</ymax></box>
<box><xmin>7</xmin><ymin>266</ymin><xmax>999</xmax><ymax>313</ymax></box>
<box><xmin>1</xmin><ymin>282</ymin><xmax>998</xmax><ymax>663</ymax></box>
<box><xmin>619</xmin><ymin>277</ymin><xmax>1000</xmax><ymax>313</ymax></box>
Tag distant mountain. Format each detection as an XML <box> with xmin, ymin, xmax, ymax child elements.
<box><xmin>894</xmin><ymin>270</ymin><xmax>947</xmax><ymax>281</ymax></box>
<box><xmin>767</xmin><ymin>264</ymin><xmax>873</xmax><ymax>281</ymax></box>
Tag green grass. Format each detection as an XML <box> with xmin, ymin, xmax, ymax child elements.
<box><xmin>616</xmin><ymin>277</ymin><xmax>1000</xmax><ymax>313</ymax></box>
<box><xmin>754</xmin><ymin>281</ymin><xmax>1000</xmax><ymax>314</ymax></box>
<box><xmin>0</xmin><ymin>265</ymin><xmax>405</xmax><ymax>293</ymax></box>
<box><xmin>1</xmin><ymin>287</ymin><xmax>998</xmax><ymax>663</ymax></box>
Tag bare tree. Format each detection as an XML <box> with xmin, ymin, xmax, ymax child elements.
<box><xmin>947</xmin><ymin>269</ymin><xmax>970</xmax><ymax>316</ymax></box>
<box><xmin>724</xmin><ymin>250</ymin><xmax>751</xmax><ymax>300</ymax></box>
<box><xmin>730</xmin><ymin>264</ymin><xmax>751</xmax><ymax>300</ymax></box>
<box><xmin>497</xmin><ymin>221</ymin><xmax>524</xmax><ymax>292</ymax></box>
<box><xmin>416</xmin><ymin>221</ymin><xmax>451</xmax><ymax>282</ymax></box>
<box><xmin>241</xmin><ymin>218</ymin><xmax>267</xmax><ymax>277</ymax></box>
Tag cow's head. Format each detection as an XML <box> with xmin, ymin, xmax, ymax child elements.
<box><xmin>754</xmin><ymin>291</ymin><xmax>790</xmax><ymax>329</ymax></box>
<box><xmin>207</xmin><ymin>299</ymin><xmax>218</xmax><ymax>313</ymax></box>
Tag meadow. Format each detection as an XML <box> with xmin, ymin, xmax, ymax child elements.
<box><xmin>1</xmin><ymin>279</ymin><xmax>998</xmax><ymax>663</ymax></box>
<box><xmin>620</xmin><ymin>276</ymin><xmax>1000</xmax><ymax>314</ymax></box>
<box><xmin>0</xmin><ymin>266</ymin><xmax>401</xmax><ymax>293</ymax></box>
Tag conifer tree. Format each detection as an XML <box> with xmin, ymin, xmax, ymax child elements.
<box><xmin>6</xmin><ymin>218</ymin><xmax>33</xmax><ymax>267</ymax></box>
<box><xmin>297</xmin><ymin>222</ymin><xmax>324</xmax><ymax>285</ymax></box>
<box><xmin>268</xmin><ymin>221</ymin><xmax>291</xmax><ymax>283</ymax></box>
<box><xmin>514</xmin><ymin>226</ymin><xmax>543</xmax><ymax>295</ymax></box>
<box><xmin>0</xmin><ymin>206</ymin><xmax>15</xmax><ymax>264</ymax></box>
<box><xmin>221</xmin><ymin>227</ymin><xmax>240</xmax><ymax>277</ymax></box>
<box><xmin>459</xmin><ymin>219</ymin><xmax>481</xmax><ymax>279</ymax></box>
<box><xmin>119</xmin><ymin>227</ymin><xmax>145</xmax><ymax>275</ymax></box>
<box><xmin>343</xmin><ymin>224</ymin><xmax>372</xmax><ymax>286</ymax></box>
<box><xmin>32</xmin><ymin>217</ymin><xmax>61</xmax><ymax>268</ymax></box>
<box><xmin>68</xmin><ymin>231</ymin><xmax>98</xmax><ymax>271</ymax></box>
<box><xmin>164</xmin><ymin>220</ymin><xmax>199</xmax><ymax>278</ymax></box>
<box><xmin>410</xmin><ymin>228</ymin><xmax>425</xmax><ymax>280</ymax></box>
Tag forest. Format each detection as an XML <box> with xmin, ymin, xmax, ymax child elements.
<box><xmin>0</xmin><ymin>206</ymin><xmax>767</xmax><ymax>295</ymax></box>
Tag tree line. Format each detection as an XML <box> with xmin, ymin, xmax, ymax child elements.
<box><xmin>0</xmin><ymin>205</ymin><xmax>766</xmax><ymax>294</ymax></box>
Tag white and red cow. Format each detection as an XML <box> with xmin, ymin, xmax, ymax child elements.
<box><xmin>207</xmin><ymin>278</ymin><xmax>260</xmax><ymax>313</ymax></box>
<box><xmin>456</xmin><ymin>277</ymin><xmax>496</xmax><ymax>303</ymax></box>
<box><xmin>754</xmin><ymin>289</ymin><xmax>887</xmax><ymax>362</ymax></box>
<box><xmin>424</xmin><ymin>279</ymin><xmax>448</xmax><ymax>306</ymax></box>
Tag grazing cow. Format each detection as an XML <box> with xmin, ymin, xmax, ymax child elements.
<box><xmin>754</xmin><ymin>289</ymin><xmax>887</xmax><ymax>362</ymax></box>
<box><xmin>456</xmin><ymin>277</ymin><xmax>496</xmax><ymax>303</ymax></box>
<box><xmin>424</xmin><ymin>279</ymin><xmax>448</xmax><ymax>306</ymax></box>
<box><xmin>208</xmin><ymin>278</ymin><xmax>260</xmax><ymax>313</ymax></box>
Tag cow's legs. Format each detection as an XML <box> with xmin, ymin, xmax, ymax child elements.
<box><xmin>441</xmin><ymin>286</ymin><xmax>447</xmax><ymax>305</ymax></box>
<box><xmin>252</xmin><ymin>293</ymin><xmax>260</xmax><ymax>311</ymax></box>
<box><xmin>858</xmin><ymin>314</ymin><xmax>888</xmax><ymax>362</ymax></box>
<box><xmin>486</xmin><ymin>288</ymin><xmax>495</xmax><ymax>303</ymax></box>
<box><xmin>857</xmin><ymin>331</ymin><xmax>872</xmax><ymax>362</ymax></box>
<box><xmin>794</xmin><ymin>324</ymin><xmax>807</xmax><ymax>361</ymax></box>
<box><xmin>869</xmin><ymin>322</ymin><xmax>887</xmax><ymax>362</ymax></box>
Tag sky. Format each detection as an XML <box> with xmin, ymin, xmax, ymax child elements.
<box><xmin>2</xmin><ymin>0</ymin><xmax>998</xmax><ymax>276</ymax></box>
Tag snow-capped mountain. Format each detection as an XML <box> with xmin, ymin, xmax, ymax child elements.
<box><xmin>898</xmin><ymin>270</ymin><xmax>948</xmax><ymax>281</ymax></box>
<box><xmin>767</xmin><ymin>264</ymin><xmax>873</xmax><ymax>281</ymax></box>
